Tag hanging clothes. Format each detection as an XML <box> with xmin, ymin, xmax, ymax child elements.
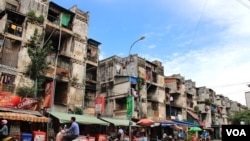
<box><xmin>11</xmin><ymin>24</ymin><xmax>17</xmax><ymax>30</ymax></box>
<box><xmin>61</xmin><ymin>13</ymin><xmax>71</xmax><ymax>26</ymax></box>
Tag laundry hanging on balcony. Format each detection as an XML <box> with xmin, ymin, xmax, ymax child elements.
<box><xmin>61</xmin><ymin>13</ymin><xmax>71</xmax><ymax>26</ymax></box>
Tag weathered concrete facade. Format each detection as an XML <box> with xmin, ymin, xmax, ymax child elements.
<box><xmin>98</xmin><ymin>55</ymin><xmax>165</xmax><ymax>120</ymax></box>
<box><xmin>165</xmin><ymin>74</ymin><xmax>186</xmax><ymax>121</ymax></box>
<box><xmin>0</xmin><ymin>0</ymin><xmax>99</xmax><ymax>114</ymax></box>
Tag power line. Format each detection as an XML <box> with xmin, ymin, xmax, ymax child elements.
<box><xmin>216</xmin><ymin>88</ymin><xmax>250</xmax><ymax>96</ymax></box>
<box><xmin>189</xmin><ymin>0</ymin><xmax>208</xmax><ymax>48</ymax></box>
<box><xmin>235</xmin><ymin>0</ymin><xmax>250</xmax><ymax>9</ymax></box>
<box><xmin>209</xmin><ymin>81</ymin><xmax>250</xmax><ymax>88</ymax></box>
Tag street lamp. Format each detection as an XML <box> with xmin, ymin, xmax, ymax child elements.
<box><xmin>127</xmin><ymin>36</ymin><xmax>145</xmax><ymax>141</ymax></box>
<box><xmin>128</xmin><ymin>36</ymin><xmax>145</xmax><ymax>56</ymax></box>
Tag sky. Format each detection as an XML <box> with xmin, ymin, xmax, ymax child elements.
<box><xmin>51</xmin><ymin>0</ymin><xmax>250</xmax><ymax>105</ymax></box>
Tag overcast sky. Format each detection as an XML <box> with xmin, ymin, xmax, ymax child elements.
<box><xmin>52</xmin><ymin>0</ymin><xmax>250</xmax><ymax>105</ymax></box>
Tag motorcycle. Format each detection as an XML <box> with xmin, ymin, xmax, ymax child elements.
<box><xmin>55</xmin><ymin>125</ymin><xmax>89</xmax><ymax>141</ymax></box>
<box><xmin>56</xmin><ymin>125</ymin><xmax>67</xmax><ymax>141</ymax></box>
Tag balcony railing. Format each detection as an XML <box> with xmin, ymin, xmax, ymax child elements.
<box><xmin>0</xmin><ymin>83</ymin><xmax>15</xmax><ymax>93</ymax></box>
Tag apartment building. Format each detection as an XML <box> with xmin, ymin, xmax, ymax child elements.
<box><xmin>245</xmin><ymin>91</ymin><xmax>250</xmax><ymax>109</ymax></box>
<box><xmin>164</xmin><ymin>74</ymin><xmax>186</xmax><ymax>121</ymax></box>
<box><xmin>0</xmin><ymin>0</ymin><xmax>99</xmax><ymax>114</ymax></box>
<box><xmin>98</xmin><ymin>54</ymin><xmax>166</xmax><ymax>120</ymax></box>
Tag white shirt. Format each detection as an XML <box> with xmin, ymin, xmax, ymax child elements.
<box><xmin>118</xmin><ymin>128</ymin><xmax>124</xmax><ymax>136</ymax></box>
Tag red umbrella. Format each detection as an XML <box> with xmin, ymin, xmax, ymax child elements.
<box><xmin>137</xmin><ymin>118</ymin><xmax>154</xmax><ymax>126</ymax></box>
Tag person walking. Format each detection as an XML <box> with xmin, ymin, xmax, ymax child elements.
<box><xmin>63</xmin><ymin>117</ymin><xmax>80</xmax><ymax>141</ymax></box>
<box><xmin>117</xmin><ymin>127</ymin><xmax>124</xmax><ymax>141</ymax></box>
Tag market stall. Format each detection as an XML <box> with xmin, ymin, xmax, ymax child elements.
<box><xmin>0</xmin><ymin>108</ymin><xmax>50</xmax><ymax>140</ymax></box>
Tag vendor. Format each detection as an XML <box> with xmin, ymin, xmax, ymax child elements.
<box><xmin>0</xmin><ymin>120</ymin><xmax>9</xmax><ymax>140</ymax></box>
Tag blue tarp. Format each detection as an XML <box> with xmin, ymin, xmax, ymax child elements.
<box><xmin>130</xmin><ymin>77</ymin><xmax>137</xmax><ymax>83</ymax></box>
<box><xmin>161</xmin><ymin>123</ymin><xmax>176</xmax><ymax>127</ymax></box>
<box><xmin>173</xmin><ymin>120</ymin><xmax>201</xmax><ymax>127</ymax></box>
<box><xmin>161</xmin><ymin>120</ymin><xmax>200</xmax><ymax>127</ymax></box>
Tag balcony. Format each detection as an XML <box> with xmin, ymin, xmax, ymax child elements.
<box><xmin>5</xmin><ymin>22</ymin><xmax>23</xmax><ymax>37</ymax></box>
<box><xmin>0</xmin><ymin>83</ymin><xmax>15</xmax><ymax>93</ymax></box>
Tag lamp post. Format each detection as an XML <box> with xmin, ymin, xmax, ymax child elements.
<box><xmin>128</xmin><ymin>36</ymin><xmax>145</xmax><ymax>56</ymax></box>
<box><xmin>127</xmin><ymin>36</ymin><xmax>145</xmax><ymax>141</ymax></box>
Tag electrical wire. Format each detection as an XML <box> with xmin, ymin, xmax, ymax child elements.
<box><xmin>188</xmin><ymin>0</ymin><xmax>208</xmax><ymax>49</ymax></box>
<box><xmin>209</xmin><ymin>81</ymin><xmax>250</xmax><ymax>88</ymax></box>
<box><xmin>235</xmin><ymin>0</ymin><xmax>250</xmax><ymax>9</ymax></box>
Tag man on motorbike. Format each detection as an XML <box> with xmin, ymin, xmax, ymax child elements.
<box><xmin>62</xmin><ymin>117</ymin><xmax>79</xmax><ymax>141</ymax></box>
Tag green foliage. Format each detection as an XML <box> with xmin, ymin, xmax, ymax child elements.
<box><xmin>74</xmin><ymin>107</ymin><xmax>83</xmax><ymax>115</ymax></box>
<box><xmin>16</xmin><ymin>86</ymin><xmax>35</xmax><ymax>97</ymax></box>
<box><xmin>137</xmin><ymin>77</ymin><xmax>145</xmax><ymax>90</ymax></box>
<box><xmin>26</xmin><ymin>29</ymin><xmax>53</xmax><ymax>79</ymax></box>
<box><xmin>37</xmin><ymin>15</ymin><xmax>45</xmax><ymax>23</ymax></box>
<box><xmin>194</xmin><ymin>106</ymin><xmax>199</xmax><ymax>112</ymax></box>
<box><xmin>228</xmin><ymin>110</ymin><xmax>250</xmax><ymax>125</ymax></box>
<box><xmin>27</xmin><ymin>10</ymin><xmax>36</xmax><ymax>22</ymax></box>
<box><xmin>26</xmin><ymin>28</ymin><xmax>53</xmax><ymax>97</ymax></box>
<box><xmin>205</xmin><ymin>99</ymin><xmax>212</xmax><ymax>105</ymax></box>
<box><xmin>27</xmin><ymin>10</ymin><xmax>44</xmax><ymax>24</ymax></box>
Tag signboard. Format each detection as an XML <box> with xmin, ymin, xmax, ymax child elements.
<box><xmin>126</xmin><ymin>96</ymin><xmax>134</xmax><ymax>118</ymax></box>
<box><xmin>95</xmin><ymin>95</ymin><xmax>104</xmax><ymax>113</ymax></box>
<box><xmin>0</xmin><ymin>93</ymin><xmax>21</xmax><ymax>108</ymax></box>
<box><xmin>0</xmin><ymin>93</ymin><xmax>39</xmax><ymax>110</ymax></box>
<box><xmin>43</xmin><ymin>82</ymin><xmax>54</xmax><ymax>109</ymax></box>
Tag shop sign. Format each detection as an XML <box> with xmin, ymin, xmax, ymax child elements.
<box><xmin>95</xmin><ymin>95</ymin><xmax>104</xmax><ymax>113</ymax></box>
<box><xmin>126</xmin><ymin>96</ymin><xmax>134</xmax><ymax>118</ymax></box>
<box><xmin>0</xmin><ymin>92</ymin><xmax>39</xmax><ymax>110</ymax></box>
<box><xmin>17</xmin><ymin>98</ymin><xmax>39</xmax><ymax>110</ymax></box>
<box><xmin>0</xmin><ymin>93</ymin><xmax>21</xmax><ymax>108</ymax></box>
<box><xmin>43</xmin><ymin>82</ymin><xmax>54</xmax><ymax>109</ymax></box>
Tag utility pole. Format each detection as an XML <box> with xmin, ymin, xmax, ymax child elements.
<box><xmin>127</xmin><ymin>36</ymin><xmax>145</xmax><ymax>141</ymax></box>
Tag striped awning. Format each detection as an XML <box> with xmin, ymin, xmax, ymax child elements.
<box><xmin>0</xmin><ymin>112</ymin><xmax>50</xmax><ymax>123</ymax></box>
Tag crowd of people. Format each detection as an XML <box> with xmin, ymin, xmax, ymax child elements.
<box><xmin>161</xmin><ymin>129</ymin><xmax>211</xmax><ymax>141</ymax></box>
<box><xmin>1</xmin><ymin>117</ymin><xmax>213</xmax><ymax>141</ymax></box>
<box><xmin>162</xmin><ymin>129</ymin><xmax>185</xmax><ymax>141</ymax></box>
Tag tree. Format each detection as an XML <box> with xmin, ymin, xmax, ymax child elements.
<box><xmin>228</xmin><ymin>110</ymin><xmax>250</xmax><ymax>125</ymax></box>
<box><xmin>26</xmin><ymin>28</ymin><xmax>53</xmax><ymax>98</ymax></box>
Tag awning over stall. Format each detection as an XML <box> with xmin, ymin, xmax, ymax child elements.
<box><xmin>0</xmin><ymin>107</ymin><xmax>43</xmax><ymax>116</ymax></box>
<box><xmin>48</xmin><ymin>111</ymin><xmax>109</xmax><ymax>126</ymax></box>
<box><xmin>99</xmin><ymin>117</ymin><xmax>137</xmax><ymax>126</ymax></box>
<box><xmin>0</xmin><ymin>112</ymin><xmax>50</xmax><ymax>123</ymax></box>
<box><xmin>0</xmin><ymin>107</ymin><xmax>50</xmax><ymax>123</ymax></box>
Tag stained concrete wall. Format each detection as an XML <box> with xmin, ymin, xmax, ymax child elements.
<box><xmin>72</xmin><ymin>39</ymin><xmax>86</xmax><ymax>61</ymax></box>
<box><xmin>19</xmin><ymin>0</ymin><xmax>48</xmax><ymax>16</ymax></box>
<box><xmin>112</xmin><ymin>81</ymin><xmax>129</xmax><ymax>96</ymax></box>
<box><xmin>0</xmin><ymin>0</ymin><xmax>5</xmax><ymax>11</ymax></box>
<box><xmin>71</xmin><ymin>62</ymin><xmax>84</xmax><ymax>84</ymax></box>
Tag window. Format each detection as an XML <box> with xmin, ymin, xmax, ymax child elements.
<box><xmin>0</xmin><ymin>73</ymin><xmax>15</xmax><ymax>93</ymax></box>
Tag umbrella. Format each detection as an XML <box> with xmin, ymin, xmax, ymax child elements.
<box><xmin>137</xmin><ymin>118</ymin><xmax>154</xmax><ymax>126</ymax></box>
<box><xmin>189</xmin><ymin>127</ymin><xmax>202</xmax><ymax>132</ymax></box>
